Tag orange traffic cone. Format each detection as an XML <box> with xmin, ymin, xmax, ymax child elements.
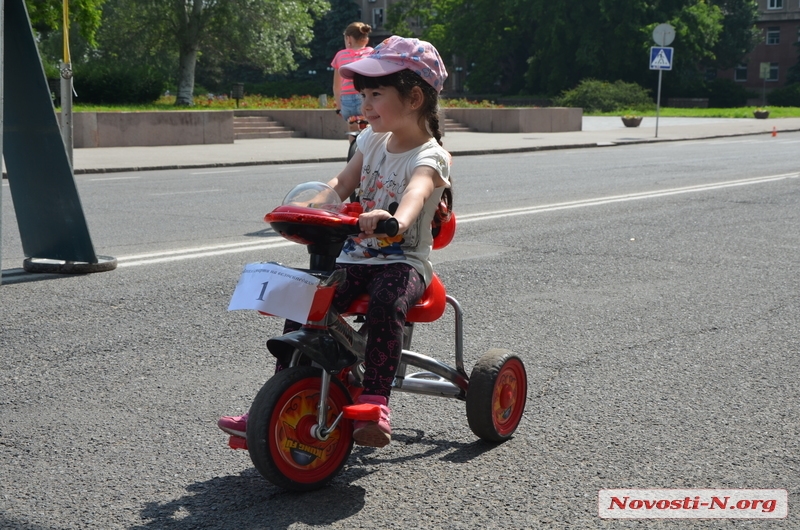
<box><xmin>772</xmin><ymin>126</ymin><xmax>777</xmax><ymax>137</ymax></box>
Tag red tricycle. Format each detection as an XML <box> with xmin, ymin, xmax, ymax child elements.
<box><xmin>226</xmin><ymin>182</ymin><xmax>527</xmax><ymax>491</ymax></box>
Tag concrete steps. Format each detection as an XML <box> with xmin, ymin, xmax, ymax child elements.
<box><xmin>233</xmin><ymin>115</ymin><xmax>305</xmax><ymax>139</ymax></box>
<box><xmin>444</xmin><ymin>117</ymin><xmax>473</xmax><ymax>132</ymax></box>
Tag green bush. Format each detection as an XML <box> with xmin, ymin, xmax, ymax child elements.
<box><xmin>767</xmin><ymin>83</ymin><xmax>800</xmax><ymax>106</ymax></box>
<box><xmin>74</xmin><ymin>63</ymin><xmax>166</xmax><ymax>105</ymax></box>
<box><xmin>243</xmin><ymin>79</ymin><xmax>328</xmax><ymax>98</ymax></box>
<box><xmin>705</xmin><ymin>79</ymin><xmax>755</xmax><ymax>108</ymax></box>
<box><xmin>554</xmin><ymin>79</ymin><xmax>654</xmax><ymax>112</ymax></box>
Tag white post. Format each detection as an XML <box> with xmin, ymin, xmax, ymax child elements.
<box><xmin>60</xmin><ymin>62</ymin><xmax>73</xmax><ymax>168</ymax></box>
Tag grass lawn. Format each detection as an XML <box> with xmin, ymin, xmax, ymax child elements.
<box><xmin>56</xmin><ymin>95</ymin><xmax>800</xmax><ymax>118</ymax></box>
<box><xmin>591</xmin><ymin>107</ymin><xmax>800</xmax><ymax>118</ymax></box>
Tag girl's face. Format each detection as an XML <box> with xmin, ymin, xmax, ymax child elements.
<box><xmin>359</xmin><ymin>85</ymin><xmax>416</xmax><ymax>133</ymax></box>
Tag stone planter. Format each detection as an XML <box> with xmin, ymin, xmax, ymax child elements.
<box><xmin>621</xmin><ymin>116</ymin><xmax>643</xmax><ymax>127</ymax></box>
<box><xmin>442</xmin><ymin>107</ymin><xmax>583</xmax><ymax>133</ymax></box>
<box><xmin>61</xmin><ymin>111</ymin><xmax>234</xmax><ymax>148</ymax></box>
<box><xmin>753</xmin><ymin>110</ymin><xmax>770</xmax><ymax>119</ymax></box>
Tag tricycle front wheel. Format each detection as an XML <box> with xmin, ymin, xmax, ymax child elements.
<box><xmin>247</xmin><ymin>366</ymin><xmax>354</xmax><ymax>491</ymax></box>
<box><xmin>466</xmin><ymin>349</ymin><xmax>527</xmax><ymax>442</ymax></box>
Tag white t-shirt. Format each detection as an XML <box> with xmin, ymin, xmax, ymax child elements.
<box><xmin>337</xmin><ymin>127</ymin><xmax>451</xmax><ymax>285</ymax></box>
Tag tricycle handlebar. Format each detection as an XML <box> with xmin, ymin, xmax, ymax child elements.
<box><xmin>375</xmin><ymin>218</ymin><xmax>399</xmax><ymax>238</ymax></box>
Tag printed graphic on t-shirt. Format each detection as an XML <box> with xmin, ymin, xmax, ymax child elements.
<box><xmin>342</xmin><ymin>163</ymin><xmax>419</xmax><ymax>260</ymax></box>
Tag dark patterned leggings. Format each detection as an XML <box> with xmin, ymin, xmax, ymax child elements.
<box><xmin>280</xmin><ymin>263</ymin><xmax>425</xmax><ymax>400</ymax></box>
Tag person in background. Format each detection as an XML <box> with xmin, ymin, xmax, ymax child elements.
<box><xmin>332</xmin><ymin>22</ymin><xmax>373</xmax><ymax>141</ymax></box>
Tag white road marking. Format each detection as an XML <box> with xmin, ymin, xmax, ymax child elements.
<box><xmin>457</xmin><ymin>173</ymin><xmax>799</xmax><ymax>224</ymax></box>
<box><xmin>149</xmin><ymin>189</ymin><xmax>223</xmax><ymax>196</ymax></box>
<box><xmin>190</xmin><ymin>169</ymin><xmax>246</xmax><ymax>175</ymax></box>
<box><xmin>117</xmin><ymin>240</ymin><xmax>294</xmax><ymax>267</ymax></box>
<box><xmin>89</xmin><ymin>176</ymin><xmax>142</xmax><ymax>181</ymax></box>
<box><xmin>115</xmin><ymin>172</ymin><xmax>798</xmax><ymax>267</ymax></box>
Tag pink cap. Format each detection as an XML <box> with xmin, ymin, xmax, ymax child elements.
<box><xmin>339</xmin><ymin>36</ymin><xmax>448</xmax><ymax>93</ymax></box>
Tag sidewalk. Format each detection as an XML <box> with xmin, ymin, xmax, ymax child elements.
<box><xmin>49</xmin><ymin>116</ymin><xmax>800</xmax><ymax>174</ymax></box>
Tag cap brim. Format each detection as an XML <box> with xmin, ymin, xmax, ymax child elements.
<box><xmin>339</xmin><ymin>58</ymin><xmax>406</xmax><ymax>79</ymax></box>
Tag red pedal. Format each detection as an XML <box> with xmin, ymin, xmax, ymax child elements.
<box><xmin>227</xmin><ymin>435</ymin><xmax>248</xmax><ymax>451</ymax></box>
<box><xmin>342</xmin><ymin>403</ymin><xmax>382</xmax><ymax>421</ymax></box>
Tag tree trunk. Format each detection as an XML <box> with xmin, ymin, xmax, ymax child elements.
<box><xmin>173</xmin><ymin>0</ymin><xmax>204</xmax><ymax>106</ymax></box>
<box><xmin>175</xmin><ymin>46</ymin><xmax>198</xmax><ymax>106</ymax></box>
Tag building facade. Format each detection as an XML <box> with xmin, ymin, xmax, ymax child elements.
<box><xmin>718</xmin><ymin>0</ymin><xmax>800</xmax><ymax>92</ymax></box>
<box><xmin>351</xmin><ymin>0</ymin><xmax>422</xmax><ymax>44</ymax></box>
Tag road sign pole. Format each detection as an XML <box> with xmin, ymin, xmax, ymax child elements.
<box><xmin>651</xmin><ymin>24</ymin><xmax>675</xmax><ymax>140</ymax></box>
<box><xmin>655</xmin><ymin>69</ymin><xmax>662</xmax><ymax>138</ymax></box>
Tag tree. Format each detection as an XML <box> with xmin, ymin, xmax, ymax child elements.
<box><xmin>442</xmin><ymin>0</ymin><xmax>536</xmax><ymax>94</ymax></box>
<box><xmin>120</xmin><ymin>0</ymin><xmax>330</xmax><ymax>106</ymax></box>
<box><xmin>524</xmin><ymin>0</ymin><xmax>728</xmax><ymax>97</ymax></box>
<box><xmin>524</xmin><ymin>0</ymin><xmax>651</xmax><ymax>95</ymax></box>
<box><xmin>707</xmin><ymin>0</ymin><xmax>760</xmax><ymax>70</ymax></box>
<box><xmin>386</xmin><ymin>0</ymin><xmax>535</xmax><ymax>94</ymax></box>
<box><xmin>25</xmin><ymin>0</ymin><xmax>105</xmax><ymax>46</ymax></box>
<box><xmin>307</xmin><ymin>0</ymin><xmax>360</xmax><ymax>71</ymax></box>
<box><xmin>787</xmin><ymin>41</ymin><xmax>800</xmax><ymax>85</ymax></box>
<box><xmin>182</xmin><ymin>0</ymin><xmax>330</xmax><ymax>105</ymax></box>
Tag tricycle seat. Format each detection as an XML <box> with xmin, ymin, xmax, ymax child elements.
<box><xmin>344</xmin><ymin>273</ymin><xmax>447</xmax><ymax>323</ymax></box>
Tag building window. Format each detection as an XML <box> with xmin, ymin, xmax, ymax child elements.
<box><xmin>768</xmin><ymin>0</ymin><xmax>783</xmax><ymax>9</ymax></box>
<box><xmin>769</xmin><ymin>62</ymin><xmax>779</xmax><ymax>81</ymax></box>
<box><xmin>766</xmin><ymin>27</ymin><xmax>780</xmax><ymax>45</ymax></box>
<box><xmin>734</xmin><ymin>64</ymin><xmax>748</xmax><ymax>81</ymax></box>
<box><xmin>705</xmin><ymin>67</ymin><xmax>717</xmax><ymax>81</ymax></box>
<box><xmin>372</xmin><ymin>8</ymin><xmax>383</xmax><ymax>28</ymax></box>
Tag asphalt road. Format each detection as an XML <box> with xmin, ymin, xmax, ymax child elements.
<box><xmin>2</xmin><ymin>134</ymin><xmax>799</xmax><ymax>528</ymax></box>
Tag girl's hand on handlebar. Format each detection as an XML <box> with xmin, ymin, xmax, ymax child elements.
<box><xmin>358</xmin><ymin>210</ymin><xmax>396</xmax><ymax>238</ymax></box>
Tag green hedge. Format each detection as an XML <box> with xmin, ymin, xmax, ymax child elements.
<box><xmin>767</xmin><ymin>83</ymin><xmax>800</xmax><ymax>107</ymax></box>
<box><xmin>705</xmin><ymin>79</ymin><xmax>756</xmax><ymax>108</ymax></box>
<box><xmin>73</xmin><ymin>63</ymin><xmax>166</xmax><ymax>105</ymax></box>
<box><xmin>554</xmin><ymin>79</ymin><xmax>654</xmax><ymax>112</ymax></box>
<box><xmin>243</xmin><ymin>79</ymin><xmax>328</xmax><ymax>98</ymax></box>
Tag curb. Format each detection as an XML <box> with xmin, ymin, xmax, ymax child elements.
<box><xmin>2</xmin><ymin>128</ymin><xmax>797</xmax><ymax>178</ymax></box>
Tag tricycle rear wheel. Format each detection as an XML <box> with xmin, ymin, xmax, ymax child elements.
<box><xmin>466</xmin><ymin>349</ymin><xmax>527</xmax><ymax>442</ymax></box>
<box><xmin>247</xmin><ymin>366</ymin><xmax>354</xmax><ymax>491</ymax></box>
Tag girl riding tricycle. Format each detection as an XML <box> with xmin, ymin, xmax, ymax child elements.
<box><xmin>219</xmin><ymin>36</ymin><xmax>527</xmax><ymax>491</ymax></box>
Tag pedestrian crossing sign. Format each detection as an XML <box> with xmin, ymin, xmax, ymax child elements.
<box><xmin>650</xmin><ymin>47</ymin><xmax>673</xmax><ymax>70</ymax></box>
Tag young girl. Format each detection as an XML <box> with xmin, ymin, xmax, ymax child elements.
<box><xmin>219</xmin><ymin>36</ymin><xmax>451</xmax><ymax>448</ymax></box>
<box><xmin>332</xmin><ymin>22</ymin><xmax>373</xmax><ymax>138</ymax></box>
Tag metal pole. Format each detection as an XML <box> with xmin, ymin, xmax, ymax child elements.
<box><xmin>60</xmin><ymin>64</ymin><xmax>73</xmax><ymax>168</ymax></box>
<box><xmin>655</xmin><ymin>69</ymin><xmax>662</xmax><ymax>138</ymax></box>
<box><xmin>61</xmin><ymin>0</ymin><xmax>73</xmax><ymax>168</ymax></box>
<box><xmin>1</xmin><ymin>0</ymin><xmax>5</xmax><ymax>284</ymax></box>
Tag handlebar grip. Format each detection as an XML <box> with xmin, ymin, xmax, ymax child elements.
<box><xmin>376</xmin><ymin>218</ymin><xmax>399</xmax><ymax>237</ymax></box>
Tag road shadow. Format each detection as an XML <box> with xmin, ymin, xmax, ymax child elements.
<box><xmin>352</xmin><ymin>428</ymin><xmax>500</xmax><ymax>466</ymax></box>
<box><xmin>0</xmin><ymin>515</ymin><xmax>53</xmax><ymax>530</ymax></box>
<box><xmin>133</xmin><ymin>432</ymin><xmax>498</xmax><ymax>529</ymax></box>
<box><xmin>243</xmin><ymin>228</ymin><xmax>280</xmax><ymax>239</ymax></box>
<box><xmin>0</xmin><ymin>268</ymin><xmax>85</xmax><ymax>285</ymax></box>
<box><xmin>132</xmin><ymin>468</ymin><xmax>366</xmax><ymax>530</ymax></box>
